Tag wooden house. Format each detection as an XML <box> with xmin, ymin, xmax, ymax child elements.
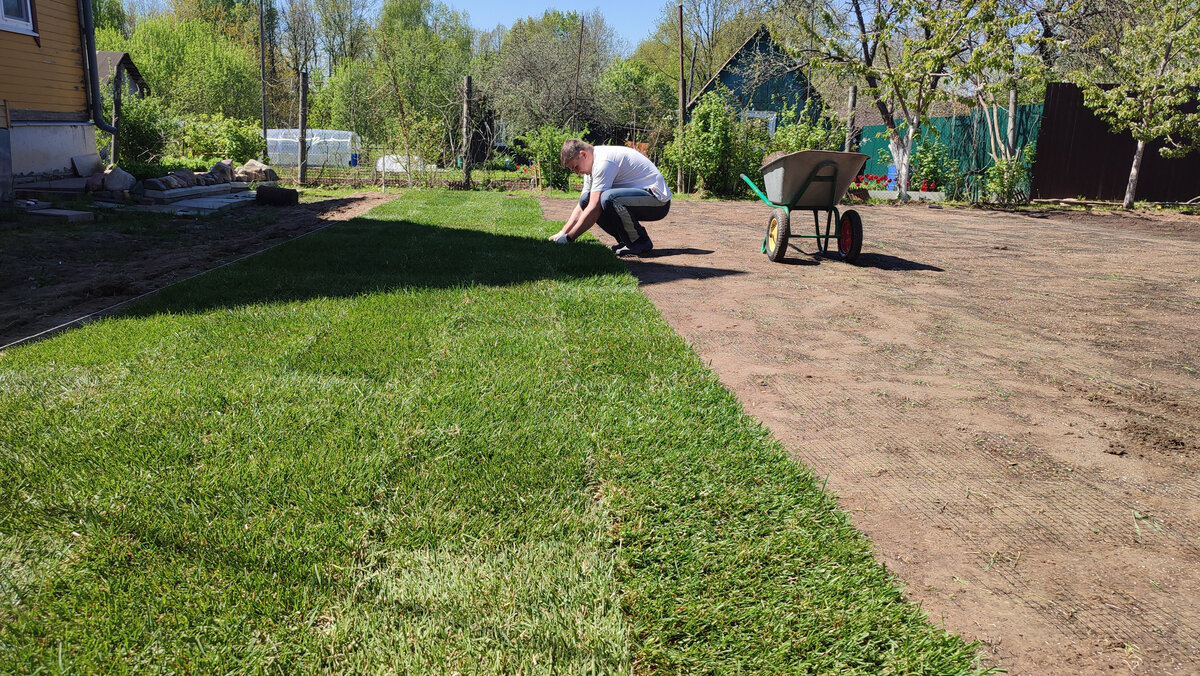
<box><xmin>1</xmin><ymin>0</ymin><xmax>113</xmax><ymax>201</ymax></box>
<box><xmin>686</xmin><ymin>26</ymin><xmax>818</xmax><ymax>135</ymax></box>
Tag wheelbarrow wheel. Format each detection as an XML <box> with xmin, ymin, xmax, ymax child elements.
<box><xmin>837</xmin><ymin>210</ymin><xmax>863</xmax><ymax>263</ymax></box>
<box><xmin>766</xmin><ymin>208</ymin><xmax>790</xmax><ymax>262</ymax></box>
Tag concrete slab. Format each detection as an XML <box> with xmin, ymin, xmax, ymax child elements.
<box><xmin>47</xmin><ymin>177</ymin><xmax>88</xmax><ymax>190</ymax></box>
<box><xmin>71</xmin><ymin>154</ymin><xmax>104</xmax><ymax>177</ymax></box>
<box><xmin>143</xmin><ymin>191</ymin><xmax>258</xmax><ymax>216</ymax></box>
<box><xmin>26</xmin><ymin>208</ymin><xmax>94</xmax><ymax>223</ymax></box>
<box><xmin>143</xmin><ymin>184</ymin><xmax>233</xmax><ymax>202</ymax></box>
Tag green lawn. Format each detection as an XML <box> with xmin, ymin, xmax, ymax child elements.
<box><xmin>0</xmin><ymin>190</ymin><xmax>988</xmax><ymax>673</ymax></box>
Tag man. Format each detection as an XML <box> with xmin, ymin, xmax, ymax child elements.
<box><xmin>549</xmin><ymin>139</ymin><xmax>671</xmax><ymax>256</ymax></box>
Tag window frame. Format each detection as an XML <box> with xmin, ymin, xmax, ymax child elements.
<box><xmin>0</xmin><ymin>0</ymin><xmax>37</xmax><ymax>37</ymax></box>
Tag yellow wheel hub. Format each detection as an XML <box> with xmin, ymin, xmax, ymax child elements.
<box><xmin>768</xmin><ymin>219</ymin><xmax>779</xmax><ymax>250</ymax></box>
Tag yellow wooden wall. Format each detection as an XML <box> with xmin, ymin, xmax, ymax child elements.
<box><xmin>0</xmin><ymin>0</ymin><xmax>89</xmax><ymax>126</ymax></box>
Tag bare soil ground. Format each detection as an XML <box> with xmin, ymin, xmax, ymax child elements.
<box><xmin>541</xmin><ymin>197</ymin><xmax>1200</xmax><ymax>675</ymax></box>
<box><xmin>0</xmin><ymin>192</ymin><xmax>394</xmax><ymax>347</ymax></box>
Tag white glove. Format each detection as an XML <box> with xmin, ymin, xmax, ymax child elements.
<box><xmin>549</xmin><ymin>232</ymin><xmax>570</xmax><ymax>244</ymax></box>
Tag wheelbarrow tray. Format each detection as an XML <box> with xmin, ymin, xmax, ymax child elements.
<box><xmin>761</xmin><ymin>150</ymin><xmax>869</xmax><ymax>207</ymax></box>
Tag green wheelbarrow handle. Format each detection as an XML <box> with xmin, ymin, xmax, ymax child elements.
<box><xmin>740</xmin><ymin>174</ymin><xmax>786</xmax><ymax>254</ymax></box>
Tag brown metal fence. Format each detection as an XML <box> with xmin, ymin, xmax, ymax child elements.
<box><xmin>1031</xmin><ymin>82</ymin><xmax>1200</xmax><ymax>202</ymax></box>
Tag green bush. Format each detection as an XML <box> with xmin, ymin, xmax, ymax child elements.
<box><xmin>770</xmin><ymin>101</ymin><xmax>845</xmax><ymax>154</ymax></box>
<box><xmin>984</xmin><ymin>144</ymin><xmax>1035</xmax><ymax>205</ymax></box>
<box><xmin>911</xmin><ymin>136</ymin><xmax>958</xmax><ymax>194</ymax></box>
<box><xmin>120</xmin><ymin>157</ymin><xmax>212</xmax><ymax>181</ymax></box>
<box><xmin>518</xmin><ymin>125</ymin><xmax>577</xmax><ymax>192</ymax></box>
<box><xmin>112</xmin><ymin>95</ymin><xmax>174</xmax><ymax>163</ymax></box>
<box><xmin>661</xmin><ymin>90</ymin><xmax>769</xmax><ymax>197</ymax></box>
<box><xmin>175</xmin><ymin>114</ymin><xmax>265</xmax><ymax>164</ymax></box>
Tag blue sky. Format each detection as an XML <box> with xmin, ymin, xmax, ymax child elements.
<box><xmin>445</xmin><ymin>0</ymin><xmax>666</xmax><ymax>52</ymax></box>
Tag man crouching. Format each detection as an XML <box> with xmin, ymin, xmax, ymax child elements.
<box><xmin>549</xmin><ymin>139</ymin><xmax>672</xmax><ymax>256</ymax></box>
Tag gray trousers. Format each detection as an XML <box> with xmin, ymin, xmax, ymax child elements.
<box><xmin>579</xmin><ymin>188</ymin><xmax>670</xmax><ymax>246</ymax></box>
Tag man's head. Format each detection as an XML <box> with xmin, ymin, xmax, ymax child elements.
<box><xmin>560</xmin><ymin>139</ymin><xmax>594</xmax><ymax>175</ymax></box>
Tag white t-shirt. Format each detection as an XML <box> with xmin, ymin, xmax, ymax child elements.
<box><xmin>581</xmin><ymin>146</ymin><xmax>672</xmax><ymax>202</ymax></box>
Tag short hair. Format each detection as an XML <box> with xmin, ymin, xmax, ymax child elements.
<box><xmin>560</xmin><ymin>139</ymin><xmax>592</xmax><ymax>167</ymax></box>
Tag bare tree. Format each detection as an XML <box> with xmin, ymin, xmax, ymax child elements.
<box><xmin>280</xmin><ymin>0</ymin><xmax>319</xmax><ymax>76</ymax></box>
<box><xmin>316</xmin><ymin>0</ymin><xmax>369</xmax><ymax>72</ymax></box>
<box><xmin>479</xmin><ymin>10</ymin><xmax>620</xmax><ymax>133</ymax></box>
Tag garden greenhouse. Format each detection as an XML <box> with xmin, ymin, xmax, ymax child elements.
<box><xmin>266</xmin><ymin>129</ymin><xmax>361</xmax><ymax>168</ymax></box>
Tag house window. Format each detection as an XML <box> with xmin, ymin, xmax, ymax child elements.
<box><xmin>1</xmin><ymin>0</ymin><xmax>34</xmax><ymax>31</ymax></box>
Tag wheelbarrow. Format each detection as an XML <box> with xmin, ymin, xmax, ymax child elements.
<box><xmin>740</xmin><ymin>150</ymin><xmax>870</xmax><ymax>263</ymax></box>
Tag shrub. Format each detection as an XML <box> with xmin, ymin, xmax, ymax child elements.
<box><xmin>120</xmin><ymin>157</ymin><xmax>211</xmax><ymax>181</ymax></box>
<box><xmin>661</xmin><ymin>90</ymin><xmax>769</xmax><ymax>197</ymax></box>
<box><xmin>115</xmin><ymin>95</ymin><xmax>174</xmax><ymax>163</ymax></box>
<box><xmin>518</xmin><ymin>125</ymin><xmax>578</xmax><ymax>192</ymax></box>
<box><xmin>911</xmin><ymin>136</ymin><xmax>956</xmax><ymax>194</ymax></box>
<box><xmin>770</xmin><ymin>101</ymin><xmax>845</xmax><ymax>154</ymax></box>
<box><xmin>175</xmin><ymin>114</ymin><xmax>265</xmax><ymax>165</ymax></box>
<box><xmin>984</xmin><ymin>144</ymin><xmax>1035</xmax><ymax>205</ymax></box>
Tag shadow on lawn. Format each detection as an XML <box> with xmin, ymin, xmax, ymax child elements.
<box><xmin>123</xmin><ymin>216</ymin><xmax>745</xmax><ymax>317</ymax></box>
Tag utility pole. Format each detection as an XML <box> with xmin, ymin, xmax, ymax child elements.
<box><xmin>571</xmin><ymin>16</ymin><xmax>585</xmax><ymax>129</ymax></box>
<box><xmin>299</xmin><ymin>71</ymin><xmax>308</xmax><ymax>185</ymax></box>
<box><xmin>677</xmin><ymin>3</ymin><xmax>685</xmax><ymax>193</ymax></box>
<box><xmin>461</xmin><ymin>75</ymin><xmax>472</xmax><ymax>188</ymax></box>
<box><xmin>259</xmin><ymin>0</ymin><xmax>268</xmax><ymax>159</ymax></box>
<box><xmin>687</xmin><ymin>42</ymin><xmax>697</xmax><ymax>103</ymax></box>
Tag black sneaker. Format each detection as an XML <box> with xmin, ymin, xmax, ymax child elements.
<box><xmin>615</xmin><ymin>238</ymin><xmax>653</xmax><ymax>257</ymax></box>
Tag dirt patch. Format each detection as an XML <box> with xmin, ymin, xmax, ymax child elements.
<box><xmin>540</xmin><ymin>197</ymin><xmax>1200</xmax><ymax>674</ymax></box>
<box><xmin>0</xmin><ymin>192</ymin><xmax>394</xmax><ymax>347</ymax></box>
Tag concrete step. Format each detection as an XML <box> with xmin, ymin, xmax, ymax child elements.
<box><xmin>143</xmin><ymin>182</ymin><xmax>249</xmax><ymax>204</ymax></box>
<box><xmin>25</xmin><ymin>208</ymin><xmax>94</xmax><ymax>223</ymax></box>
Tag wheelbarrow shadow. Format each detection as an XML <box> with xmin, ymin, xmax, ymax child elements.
<box><xmin>782</xmin><ymin>245</ymin><xmax>943</xmax><ymax>271</ymax></box>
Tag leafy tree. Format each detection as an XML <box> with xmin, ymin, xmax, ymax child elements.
<box><xmin>953</xmin><ymin>0</ymin><xmax>1044</xmax><ymax>162</ymax></box>
<box><xmin>1071</xmin><ymin>0</ymin><xmax>1200</xmax><ymax>208</ymax></box>
<box><xmin>99</xmin><ymin>17</ymin><xmax>261</xmax><ymax>120</ymax></box>
<box><xmin>598</xmin><ymin>58</ymin><xmax>676</xmax><ymax>139</ymax></box>
<box><xmin>308</xmin><ymin>58</ymin><xmax>397</xmax><ymax>145</ymax></box>
<box><xmin>93</xmin><ymin>0</ymin><xmax>129</xmax><ymax>35</ymax></box>
<box><xmin>374</xmin><ymin>0</ymin><xmax>473</xmax><ymax>164</ymax></box>
<box><xmin>663</xmin><ymin>89</ymin><xmax>769</xmax><ymax>195</ymax></box>
<box><xmin>633</xmin><ymin>0</ymin><xmax>759</xmax><ymax>97</ymax></box>
<box><xmin>814</xmin><ymin>0</ymin><xmax>1012</xmax><ymax>201</ymax></box>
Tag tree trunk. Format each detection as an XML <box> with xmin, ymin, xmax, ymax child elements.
<box><xmin>1007</xmin><ymin>86</ymin><xmax>1017</xmax><ymax>158</ymax></box>
<box><xmin>844</xmin><ymin>85</ymin><xmax>857</xmax><ymax>153</ymax></box>
<box><xmin>889</xmin><ymin>125</ymin><xmax>914</xmax><ymax>202</ymax></box>
<box><xmin>1124</xmin><ymin>139</ymin><xmax>1145</xmax><ymax>210</ymax></box>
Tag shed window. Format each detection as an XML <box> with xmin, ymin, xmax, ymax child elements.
<box><xmin>2</xmin><ymin>0</ymin><xmax>33</xmax><ymax>29</ymax></box>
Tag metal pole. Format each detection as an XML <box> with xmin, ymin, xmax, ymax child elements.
<box><xmin>677</xmin><ymin>3</ymin><xmax>685</xmax><ymax>193</ymax></box>
<box><xmin>112</xmin><ymin>64</ymin><xmax>123</xmax><ymax>166</ymax></box>
<box><xmin>462</xmin><ymin>75</ymin><xmax>472</xmax><ymax>188</ymax></box>
<box><xmin>299</xmin><ymin>71</ymin><xmax>308</xmax><ymax>185</ymax></box>
<box><xmin>259</xmin><ymin>0</ymin><xmax>268</xmax><ymax>159</ymax></box>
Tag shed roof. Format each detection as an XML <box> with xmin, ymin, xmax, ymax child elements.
<box><xmin>96</xmin><ymin>51</ymin><xmax>150</xmax><ymax>95</ymax></box>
